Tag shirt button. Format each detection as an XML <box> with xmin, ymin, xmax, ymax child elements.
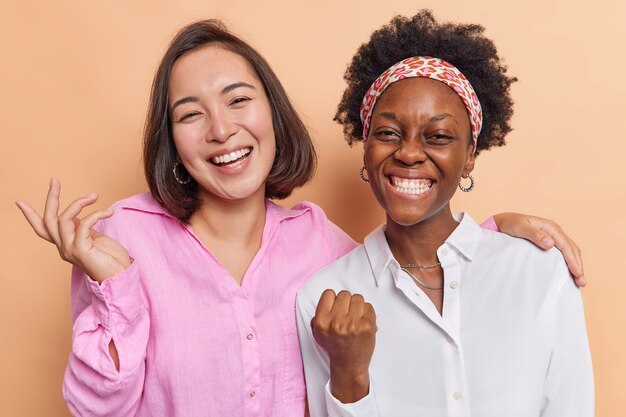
<box><xmin>450</xmin><ymin>281</ymin><xmax>458</xmax><ymax>289</ymax></box>
<box><xmin>246</xmin><ymin>333</ymin><xmax>254</xmax><ymax>340</ymax></box>
<box><xmin>453</xmin><ymin>391</ymin><xmax>463</xmax><ymax>401</ymax></box>
<box><xmin>249</xmin><ymin>391</ymin><xmax>256</xmax><ymax>398</ymax></box>
<box><xmin>441</xmin><ymin>248</ymin><xmax>449</xmax><ymax>256</ymax></box>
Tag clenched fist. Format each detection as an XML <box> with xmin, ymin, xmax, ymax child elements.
<box><xmin>311</xmin><ymin>289</ymin><xmax>377</xmax><ymax>403</ymax></box>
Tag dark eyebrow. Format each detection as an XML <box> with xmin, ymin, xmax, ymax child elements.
<box><xmin>375</xmin><ymin>112</ymin><xmax>458</xmax><ymax>125</ymax></box>
<box><xmin>170</xmin><ymin>96</ymin><xmax>199</xmax><ymax>113</ymax></box>
<box><xmin>376</xmin><ymin>111</ymin><xmax>401</xmax><ymax>121</ymax></box>
<box><xmin>170</xmin><ymin>82</ymin><xmax>256</xmax><ymax>113</ymax></box>
<box><xmin>428</xmin><ymin>113</ymin><xmax>458</xmax><ymax>125</ymax></box>
<box><xmin>221</xmin><ymin>82</ymin><xmax>255</xmax><ymax>95</ymax></box>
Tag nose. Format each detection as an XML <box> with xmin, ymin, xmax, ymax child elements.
<box><xmin>394</xmin><ymin>137</ymin><xmax>427</xmax><ymax>166</ymax></box>
<box><xmin>206</xmin><ymin>107</ymin><xmax>239</xmax><ymax>143</ymax></box>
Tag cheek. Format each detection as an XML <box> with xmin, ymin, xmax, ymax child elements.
<box><xmin>364</xmin><ymin>144</ymin><xmax>393</xmax><ymax>175</ymax></box>
<box><xmin>172</xmin><ymin>127</ymin><xmax>200</xmax><ymax>160</ymax></box>
<box><xmin>244</xmin><ymin>100</ymin><xmax>275</xmax><ymax>138</ymax></box>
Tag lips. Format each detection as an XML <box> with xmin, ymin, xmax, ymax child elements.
<box><xmin>389</xmin><ymin>175</ymin><xmax>433</xmax><ymax>195</ymax></box>
<box><xmin>210</xmin><ymin>147</ymin><xmax>251</xmax><ymax>166</ymax></box>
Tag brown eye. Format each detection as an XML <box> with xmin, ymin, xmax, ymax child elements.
<box><xmin>178</xmin><ymin>112</ymin><xmax>201</xmax><ymax>122</ymax></box>
<box><xmin>230</xmin><ymin>96</ymin><xmax>251</xmax><ymax>106</ymax></box>
<box><xmin>374</xmin><ymin>129</ymin><xmax>400</xmax><ymax>141</ymax></box>
<box><xmin>425</xmin><ymin>133</ymin><xmax>455</xmax><ymax>145</ymax></box>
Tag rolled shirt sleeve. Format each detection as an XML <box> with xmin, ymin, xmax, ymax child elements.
<box><xmin>64</xmin><ymin>261</ymin><xmax>149</xmax><ymax>417</ymax></box>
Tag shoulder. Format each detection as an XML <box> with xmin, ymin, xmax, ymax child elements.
<box><xmin>477</xmin><ymin>228</ymin><xmax>571</xmax><ymax>292</ymax></box>
<box><xmin>298</xmin><ymin>244</ymin><xmax>369</xmax><ymax>307</ymax></box>
<box><xmin>97</xmin><ymin>192</ymin><xmax>175</xmax><ymax>235</ymax></box>
<box><xmin>270</xmin><ymin>200</ymin><xmax>357</xmax><ymax>255</ymax></box>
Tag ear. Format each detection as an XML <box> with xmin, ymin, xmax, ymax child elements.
<box><xmin>362</xmin><ymin>141</ymin><xmax>369</xmax><ymax>167</ymax></box>
<box><xmin>463</xmin><ymin>144</ymin><xmax>476</xmax><ymax>177</ymax></box>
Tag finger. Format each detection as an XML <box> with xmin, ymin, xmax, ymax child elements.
<box><xmin>330</xmin><ymin>290</ymin><xmax>353</xmax><ymax>316</ymax></box>
<box><xmin>567</xmin><ymin>237</ymin><xmax>586</xmax><ymax>287</ymax></box>
<box><xmin>43</xmin><ymin>178</ymin><xmax>62</xmax><ymax>244</ymax></box>
<box><xmin>552</xmin><ymin>233</ymin><xmax>583</xmax><ymax>279</ymax></box>
<box><xmin>532</xmin><ymin>229</ymin><xmax>555</xmax><ymax>250</ymax></box>
<box><xmin>348</xmin><ymin>293</ymin><xmax>365</xmax><ymax>318</ymax></box>
<box><xmin>573</xmin><ymin>241</ymin><xmax>584</xmax><ymax>278</ymax></box>
<box><xmin>537</xmin><ymin>222</ymin><xmax>584</xmax><ymax>280</ymax></box>
<box><xmin>363</xmin><ymin>303</ymin><xmax>378</xmax><ymax>330</ymax></box>
<box><xmin>514</xmin><ymin>216</ymin><xmax>555</xmax><ymax>249</ymax></box>
<box><xmin>15</xmin><ymin>201</ymin><xmax>53</xmax><ymax>242</ymax></box>
<box><xmin>74</xmin><ymin>208</ymin><xmax>114</xmax><ymax>248</ymax></box>
<box><xmin>315</xmin><ymin>289</ymin><xmax>337</xmax><ymax>316</ymax></box>
<box><xmin>58</xmin><ymin>193</ymin><xmax>99</xmax><ymax>249</ymax></box>
<box><xmin>575</xmin><ymin>275</ymin><xmax>587</xmax><ymax>288</ymax></box>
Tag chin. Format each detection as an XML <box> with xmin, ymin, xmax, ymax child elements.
<box><xmin>386</xmin><ymin>210</ymin><xmax>430</xmax><ymax>227</ymax></box>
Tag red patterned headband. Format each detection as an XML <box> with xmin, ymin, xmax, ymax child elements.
<box><xmin>359</xmin><ymin>56</ymin><xmax>483</xmax><ymax>148</ymax></box>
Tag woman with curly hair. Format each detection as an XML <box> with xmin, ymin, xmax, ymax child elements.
<box><xmin>297</xmin><ymin>10</ymin><xmax>594</xmax><ymax>417</ymax></box>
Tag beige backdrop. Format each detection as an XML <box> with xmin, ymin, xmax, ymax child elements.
<box><xmin>1</xmin><ymin>0</ymin><xmax>624</xmax><ymax>415</ymax></box>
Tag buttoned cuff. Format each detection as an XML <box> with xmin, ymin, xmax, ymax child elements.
<box><xmin>83</xmin><ymin>260</ymin><xmax>143</xmax><ymax>330</ymax></box>
<box><xmin>324</xmin><ymin>379</ymin><xmax>379</xmax><ymax>417</ymax></box>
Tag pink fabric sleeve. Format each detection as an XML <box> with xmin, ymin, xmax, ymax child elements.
<box><xmin>63</xmin><ymin>261</ymin><xmax>149</xmax><ymax>417</ymax></box>
<box><xmin>323</xmin><ymin>220</ymin><xmax>359</xmax><ymax>264</ymax></box>
<box><xmin>480</xmin><ymin>216</ymin><xmax>500</xmax><ymax>232</ymax></box>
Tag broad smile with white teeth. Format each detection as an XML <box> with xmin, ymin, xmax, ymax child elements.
<box><xmin>211</xmin><ymin>147</ymin><xmax>251</xmax><ymax>165</ymax></box>
<box><xmin>389</xmin><ymin>175</ymin><xmax>433</xmax><ymax>195</ymax></box>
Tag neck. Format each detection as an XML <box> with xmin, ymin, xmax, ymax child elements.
<box><xmin>385</xmin><ymin>205</ymin><xmax>458</xmax><ymax>266</ymax></box>
<box><xmin>190</xmin><ymin>187</ymin><xmax>267</xmax><ymax>245</ymax></box>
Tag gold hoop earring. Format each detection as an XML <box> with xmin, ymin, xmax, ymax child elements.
<box><xmin>359</xmin><ymin>166</ymin><xmax>369</xmax><ymax>184</ymax></box>
<box><xmin>459</xmin><ymin>174</ymin><xmax>475</xmax><ymax>192</ymax></box>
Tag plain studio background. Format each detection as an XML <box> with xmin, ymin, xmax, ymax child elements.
<box><xmin>1</xmin><ymin>0</ymin><xmax>624</xmax><ymax>415</ymax></box>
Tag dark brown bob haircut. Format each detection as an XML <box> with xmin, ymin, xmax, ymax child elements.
<box><xmin>143</xmin><ymin>20</ymin><xmax>316</xmax><ymax>222</ymax></box>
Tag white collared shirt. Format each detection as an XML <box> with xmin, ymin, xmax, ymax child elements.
<box><xmin>297</xmin><ymin>213</ymin><xmax>594</xmax><ymax>417</ymax></box>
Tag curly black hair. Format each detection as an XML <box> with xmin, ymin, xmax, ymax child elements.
<box><xmin>334</xmin><ymin>10</ymin><xmax>517</xmax><ymax>155</ymax></box>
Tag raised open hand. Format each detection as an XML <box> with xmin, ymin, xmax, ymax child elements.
<box><xmin>16</xmin><ymin>178</ymin><xmax>131</xmax><ymax>283</ymax></box>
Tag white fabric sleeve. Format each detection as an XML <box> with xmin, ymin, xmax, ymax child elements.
<box><xmin>296</xmin><ymin>291</ymin><xmax>380</xmax><ymax>417</ymax></box>
<box><xmin>324</xmin><ymin>380</ymin><xmax>379</xmax><ymax>417</ymax></box>
<box><xmin>540</xmin><ymin>272</ymin><xmax>594</xmax><ymax>416</ymax></box>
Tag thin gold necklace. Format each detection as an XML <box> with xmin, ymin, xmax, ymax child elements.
<box><xmin>400</xmin><ymin>267</ymin><xmax>444</xmax><ymax>291</ymax></box>
<box><xmin>399</xmin><ymin>261</ymin><xmax>441</xmax><ymax>270</ymax></box>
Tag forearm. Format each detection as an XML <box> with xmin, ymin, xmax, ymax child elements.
<box><xmin>65</xmin><ymin>263</ymin><xmax>149</xmax><ymax>415</ymax></box>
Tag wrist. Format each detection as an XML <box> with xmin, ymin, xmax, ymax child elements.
<box><xmin>329</xmin><ymin>363</ymin><xmax>370</xmax><ymax>404</ymax></box>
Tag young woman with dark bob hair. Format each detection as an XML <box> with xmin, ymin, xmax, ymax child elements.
<box><xmin>17</xmin><ymin>19</ymin><xmax>585</xmax><ymax>417</ymax></box>
<box><xmin>297</xmin><ymin>11</ymin><xmax>593</xmax><ymax>417</ymax></box>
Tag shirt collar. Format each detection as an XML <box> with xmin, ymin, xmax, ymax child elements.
<box><xmin>363</xmin><ymin>213</ymin><xmax>482</xmax><ymax>286</ymax></box>
<box><xmin>121</xmin><ymin>192</ymin><xmax>311</xmax><ymax>223</ymax></box>
<box><xmin>121</xmin><ymin>192</ymin><xmax>173</xmax><ymax>217</ymax></box>
<box><xmin>446</xmin><ymin>212</ymin><xmax>481</xmax><ymax>261</ymax></box>
<box><xmin>363</xmin><ymin>225</ymin><xmax>398</xmax><ymax>286</ymax></box>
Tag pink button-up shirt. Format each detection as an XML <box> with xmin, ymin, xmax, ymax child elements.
<box><xmin>63</xmin><ymin>193</ymin><xmax>357</xmax><ymax>417</ymax></box>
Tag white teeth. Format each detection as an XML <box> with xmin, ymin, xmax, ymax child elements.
<box><xmin>211</xmin><ymin>147</ymin><xmax>251</xmax><ymax>165</ymax></box>
<box><xmin>390</xmin><ymin>176</ymin><xmax>433</xmax><ymax>195</ymax></box>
